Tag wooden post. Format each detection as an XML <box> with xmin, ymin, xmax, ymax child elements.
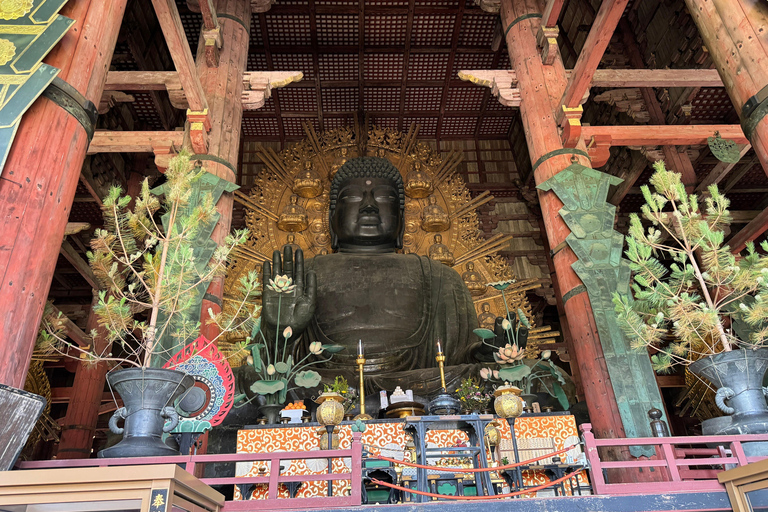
<box><xmin>500</xmin><ymin>0</ymin><xmax>628</xmax><ymax>448</ymax></box>
<box><xmin>57</xmin><ymin>298</ymin><xmax>109</xmax><ymax>459</ymax></box>
<box><xmin>0</xmin><ymin>0</ymin><xmax>128</xmax><ymax>389</ymax></box>
<box><xmin>196</xmin><ymin>0</ymin><xmax>250</xmax><ymax>343</ymax></box>
<box><xmin>684</xmin><ymin>0</ymin><xmax>768</xmax><ymax>176</ymax></box>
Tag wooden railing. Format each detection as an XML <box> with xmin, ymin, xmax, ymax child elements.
<box><xmin>581</xmin><ymin>423</ymin><xmax>768</xmax><ymax>495</ymax></box>
<box><xmin>17</xmin><ymin>432</ymin><xmax>363</xmax><ymax>511</ymax></box>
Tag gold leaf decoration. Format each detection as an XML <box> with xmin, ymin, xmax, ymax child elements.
<box><xmin>0</xmin><ymin>0</ymin><xmax>33</xmax><ymax>20</ymax></box>
<box><xmin>0</xmin><ymin>38</ymin><xmax>16</xmax><ymax>66</ymax></box>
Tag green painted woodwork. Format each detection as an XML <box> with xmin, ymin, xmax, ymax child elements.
<box><xmin>437</xmin><ymin>481</ymin><xmax>458</xmax><ymax>496</ymax></box>
<box><xmin>150</xmin><ymin>170</ymin><xmax>239</xmax><ymax>366</ymax></box>
<box><xmin>0</xmin><ymin>0</ymin><xmax>73</xmax><ymax>172</ymax></box>
<box><xmin>539</xmin><ymin>163</ymin><xmax>664</xmax><ymax>457</ymax></box>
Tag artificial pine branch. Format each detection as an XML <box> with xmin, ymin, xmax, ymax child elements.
<box><xmin>613</xmin><ymin>160</ymin><xmax>768</xmax><ymax>372</ymax></box>
<box><xmin>39</xmin><ymin>151</ymin><xmax>260</xmax><ymax>369</ymax></box>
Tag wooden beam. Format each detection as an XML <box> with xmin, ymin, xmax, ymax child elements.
<box><xmin>542</xmin><ymin>0</ymin><xmax>566</xmax><ymax>27</ymax></box>
<box><xmin>590</xmin><ymin>69</ymin><xmax>723</xmax><ymax>88</ymax></box>
<box><xmin>103</xmin><ymin>68</ymin><xmax>725</xmax><ymax>94</ymax></box>
<box><xmin>88</xmin><ymin>131</ymin><xmax>185</xmax><ymax>154</ymax></box>
<box><xmin>150</xmin><ymin>0</ymin><xmax>207</xmax><ymax>112</ymax></box>
<box><xmin>729</xmin><ymin>206</ymin><xmax>768</xmax><ymax>254</ymax></box>
<box><xmin>609</xmin><ymin>152</ymin><xmax>648</xmax><ymax>205</ymax></box>
<box><xmin>59</xmin><ymin>240</ymin><xmax>99</xmax><ymax>291</ymax></box>
<box><xmin>51</xmin><ymin>389</ymin><xmax>115</xmax><ymax>404</ymax></box>
<box><xmin>656</xmin><ymin>374</ymin><xmax>686</xmax><ymax>388</ymax></box>
<box><xmin>45</xmin><ymin>303</ymin><xmax>92</xmax><ymax>348</ymax></box>
<box><xmin>199</xmin><ymin>0</ymin><xmax>218</xmax><ymax>30</ymax></box>
<box><xmin>560</xmin><ymin>0</ymin><xmax>630</xmax><ymax>109</ymax></box>
<box><xmin>722</xmin><ymin>156</ymin><xmax>759</xmax><ymax>194</ymax></box>
<box><xmin>582</xmin><ymin>125</ymin><xmax>748</xmax><ymax>146</ymax></box>
<box><xmin>104</xmin><ymin>71</ymin><xmax>177</xmax><ymax>91</ymax></box>
<box><xmin>696</xmin><ymin>144</ymin><xmax>753</xmax><ymax>192</ymax></box>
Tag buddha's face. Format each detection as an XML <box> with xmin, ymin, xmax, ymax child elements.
<box><xmin>331</xmin><ymin>177</ymin><xmax>403</xmax><ymax>252</ymax></box>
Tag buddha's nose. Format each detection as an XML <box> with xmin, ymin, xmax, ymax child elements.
<box><xmin>359</xmin><ymin>192</ymin><xmax>379</xmax><ymax>214</ymax></box>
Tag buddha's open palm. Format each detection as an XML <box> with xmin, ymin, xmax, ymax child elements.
<box><xmin>262</xmin><ymin>246</ymin><xmax>317</xmax><ymax>336</ymax></box>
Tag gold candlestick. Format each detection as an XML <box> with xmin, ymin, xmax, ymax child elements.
<box><xmin>355</xmin><ymin>355</ymin><xmax>372</xmax><ymax>420</ymax></box>
<box><xmin>436</xmin><ymin>352</ymin><xmax>447</xmax><ymax>392</ymax></box>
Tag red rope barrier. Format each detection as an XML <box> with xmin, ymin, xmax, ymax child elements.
<box><xmin>370</xmin><ymin>443</ymin><xmax>579</xmax><ymax>473</ymax></box>
<box><xmin>370</xmin><ymin>467</ymin><xmax>584</xmax><ymax>500</ymax></box>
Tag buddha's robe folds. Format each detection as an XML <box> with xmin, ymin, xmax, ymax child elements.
<box><xmin>302</xmin><ymin>252</ymin><xmax>480</xmax><ymax>395</ymax></box>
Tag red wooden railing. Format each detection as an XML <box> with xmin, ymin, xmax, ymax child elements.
<box><xmin>580</xmin><ymin>423</ymin><xmax>768</xmax><ymax>495</ymax></box>
<box><xmin>17</xmin><ymin>432</ymin><xmax>363</xmax><ymax>511</ymax></box>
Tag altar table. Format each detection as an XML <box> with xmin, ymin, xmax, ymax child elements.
<box><xmin>235</xmin><ymin>412</ymin><xmax>587</xmax><ymax>501</ymax></box>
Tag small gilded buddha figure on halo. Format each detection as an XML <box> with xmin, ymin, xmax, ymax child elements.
<box><xmin>404</xmin><ymin>160</ymin><xmax>433</xmax><ymax>199</ymax></box>
<box><xmin>293</xmin><ymin>160</ymin><xmax>323</xmax><ymax>198</ymax></box>
<box><xmin>421</xmin><ymin>195</ymin><xmax>450</xmax><ymax>232</ymax></box>
<box><xmin>284</xmin><ymin>233</ymin><xmax>301</xmax><ymax>254</ymax></box>
<box><xmin>428</xmin><ymin>233</ymin><xmax>454</xmax><ymax>266</ymax></box>
<box><xmin>329</xmin><ymin>147</ymin><xmax>350</xmax><ymax>181</ymax></box>
<box><xmin>461</xmin><ymin>262</ymin><xmax>486</xmax><ymax>297</ymax></box>
<box><xmin>277</xmin><ymin>194</ymin><xmax>309</xmax><ymax>232</ymax></box>
<box><xmin>477</xmin><ymin>302</ymin><xmax>496</xmax><ymax>330</ymax></box>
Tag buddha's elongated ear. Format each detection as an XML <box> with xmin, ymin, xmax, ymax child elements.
<box><xmin>395</xmin><ymin>207</ymin><xmax>405</xmax><ymax>249</ymax></box>
<box><xmin>329</xmin><ymin>207</ymin><xmax>339</xmax><ymax>250</ymax></box>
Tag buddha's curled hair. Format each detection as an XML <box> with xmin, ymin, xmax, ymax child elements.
<box><xmin>329</xmin><ymin>157</ymin><xmax>405</xmax><ymax>213</ymax></box>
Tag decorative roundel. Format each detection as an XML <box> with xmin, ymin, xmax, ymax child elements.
<box><xmin>164</xmin><ymin>335</ymin><xmax>235</xmax><ymax>427</ymax></box>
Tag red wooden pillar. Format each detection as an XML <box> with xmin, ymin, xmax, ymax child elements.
<box><xmin>57</xmin><ymin>299</ymin><xmax>109</xmax><ymax>459</ymax></box>
<box><xmin>0</xmin><ymin>0</ymin><xmax>128</xmax><ymax>389</ymax></box>
<box><xmin>500</xmin><ymin>0</ymin><xmax>628</xmax><ymax>444</ymax></box>
<box><xmin>684</xmin><ymin>0</ymin><xmax>768</xmax><ymax>175</ymax></box>
<box><xmin>197</xmin><ymin>0</ymin><xmax>250</xmax><ymax>342</ymax></box>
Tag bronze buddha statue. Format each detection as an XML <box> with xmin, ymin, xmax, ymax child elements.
<box><xmin>262</xmin><ymin>157</ymin><xmax>485</xmax><ymax>398</ymax></box>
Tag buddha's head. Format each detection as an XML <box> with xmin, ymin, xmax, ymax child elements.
<box><xmin>482</xmin><ymin>302</ymin><xmax>491</xmax><ymax>313</ymax></box>
<box><xmin>329</xmin><ymin>157</ymin><xmax>405</xmax><ymax>253</ymax></box>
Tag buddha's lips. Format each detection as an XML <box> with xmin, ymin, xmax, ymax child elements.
<box><xmin>357</xmin><ymin>213</ymin><xmax>380</xmax><ymax>225</ymax></box>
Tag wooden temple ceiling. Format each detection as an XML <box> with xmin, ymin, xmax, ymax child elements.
<box><xmin>51</xmin><ymin>0</ymin><xmax>768</xmax><ymax>306</ymax></box>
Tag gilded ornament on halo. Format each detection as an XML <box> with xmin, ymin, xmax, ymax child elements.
<box><xmin>0</xmin><ymin>38</ymin><xmax>16</xmax><ymax>66</ymax></box>
<box><xmin>277</xmin><ymin>195</ymin><xmax>309</xmax><ymax>232</ymax></box>
<box><xmin>0</xmin><ymin>0</ymin><xmax>33</xmax><ymax>20</ymax></box>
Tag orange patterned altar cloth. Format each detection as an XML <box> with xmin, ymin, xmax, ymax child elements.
<box><xmin>235</xmin><ymin>413</ymin><xmax>587</xmax><ymax>500</ymax></box>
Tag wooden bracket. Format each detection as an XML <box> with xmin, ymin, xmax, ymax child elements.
<box><xmin>473</xmin><ymin>0</ymin><xmax>501</xmax><ymax>13</ymax></box>
<box><xmin>165</xmin><ymin>73</ymin><xmax>187</xmax><ymax>109</ymax></box>
<box><xmin>586</xmin><ymin>134</ymin><xmax>612</xmax><ymax>168</ymax></box>
<box><xmin>242</xmin><ymin>71</ymin><xmax>304</xmax><ymax>110</ymax></box>
<box><xmin>187</xmin><ymin>109</ymin><xmax>211</xmax><ymax>154</ymax></box>
<box><xmin>98</xmin><ymin>91</ymin><xmax>134</xmax><ymax>114</ymax></box>
<box><xmin>153</xmin><ymin>141</ymin><xmax>178</xmax><ymax>173</ymax></box>
<box><xmin>457</xmin><ymin>70</ymin><xmax>521</xmax><ymax>107</ymax></box>
<box><xmin>203</xmin><ymin>27</ymin><xmax>222</xmax><ymax>67</ymax></box>
<box><xmin>559</xmin><ymin>105</ymin><xmax>583</xmax><ymax>148</ymax></box>
<box><xmin>536</xmin><ymin>26</ymin><xmax>559</xmax><ymax>65</ymax></box>
<box><xmin>251</xmin><ymin>0</ymin><xmax>275</xmax><ymax>13</ymax></box>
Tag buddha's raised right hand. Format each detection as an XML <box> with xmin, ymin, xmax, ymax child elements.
<box><xmin>262</xmin><ymin>246</ymin><xmax>317</xmax><ymax>337</ymax></box>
